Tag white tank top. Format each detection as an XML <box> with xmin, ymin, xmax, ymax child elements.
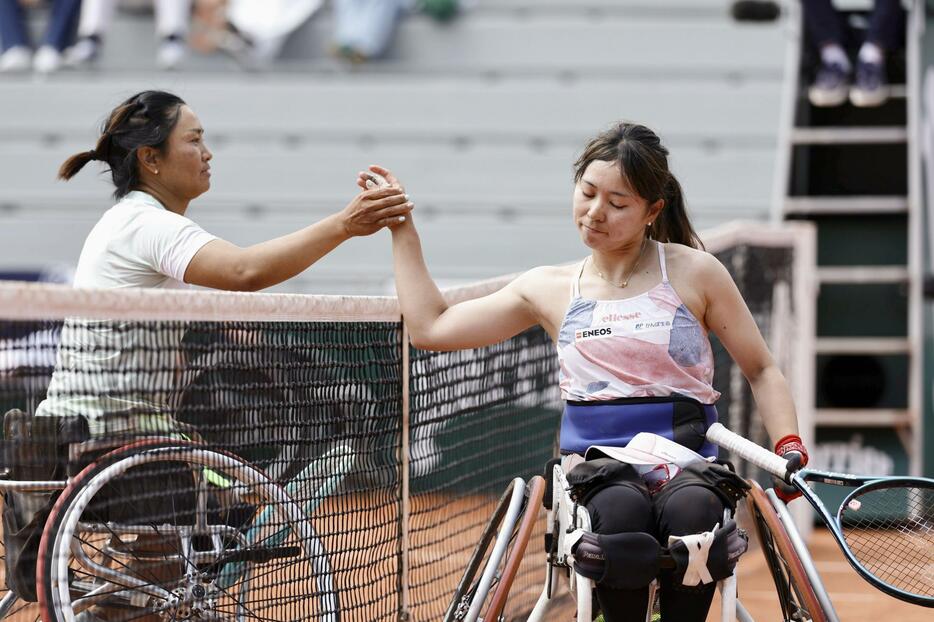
<box><xmin>556</xmin><ymin>242</ymin><xmax>720</xmax><ymax>404</ymax></box>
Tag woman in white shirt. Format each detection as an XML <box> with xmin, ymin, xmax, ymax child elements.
<box><xmin>1</xmin><ymin>89</ymin><xmax>411</xmax><ymax>608</ymax></box>
<box><xmin>35</xmin><ymin>88</ymin><xmax>412</xmax><ymax>433</ymax></box>
<box><xmin>60</xmin><ymin>89</ymin><xmax>411</xmax><ymax>292</ymax></box>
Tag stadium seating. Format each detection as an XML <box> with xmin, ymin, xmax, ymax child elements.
<box><xmin>0</xmin><ymin>0</ymin><xmax>784</xmax><ymax>293</ymax></box>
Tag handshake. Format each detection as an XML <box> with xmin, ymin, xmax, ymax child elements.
<box><xmin>338</xmin><ymin>165</ymin><xmax>414</xmax><ymax>238</ymax></box>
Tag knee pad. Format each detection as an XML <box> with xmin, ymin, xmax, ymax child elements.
<box><xmin>667</xmin><ymin>520</ymin><xmax>748</xmax><ymax>587</ymax></box>
<box><xmin>570</xmin><ymin>530</ymin><xmax>661</xmax><ymax>590</ymax></box>
<box><xmin>570</xmin><ymin>520</ymin><xmax>748</xmax><ymax>591</ymax></box>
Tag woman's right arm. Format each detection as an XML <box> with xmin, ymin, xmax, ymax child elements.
<box><xmin>391</xmin><ymin>217</ymin><xmax>538</xmax><ymax>351</ymax></box>
<box><xmin>355</xmin><ymin>164</ymin><xmax>539</xmax><ymax>351</ymax></box>
<box><xmin>184</xmin><ymin>187</ymin><xmax>412</xmax><ymax>291</ymax></box>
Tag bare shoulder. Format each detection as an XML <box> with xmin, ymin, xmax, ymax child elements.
<box><xmin>664</xmin><ymin>242</ymin><xmax>727</xmax><ymax>281</ymax></box>
<box><xmin>511</xmin><ymin>263</ymin><xmax>581</xmax><ymax>337</ymax></box>
<box><xmin>511</xmin><ymin>263</ymin><xmax>577</xmax><ymax>298</ymax></box>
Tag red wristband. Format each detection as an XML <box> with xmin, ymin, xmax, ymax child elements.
<box><xmin>774</xmin><ymin>434</ymin><xmax>809</xmax><ymax>467</ymax></box>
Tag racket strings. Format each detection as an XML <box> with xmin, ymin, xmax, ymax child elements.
<box><xmin>840</xmin><ymin>485</ymin><xmax>934</xmax><ymax>598</ymax></box>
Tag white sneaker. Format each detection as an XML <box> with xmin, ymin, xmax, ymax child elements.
<box><xmin>157</xmin><ymin>39</ymin><xmax>186</xmax><ymax>70</ymax></box>
<box><xmin>0</xmin><ymin>46</ymin><xmax>32</xmax><ymax>73</ymax></box>
<box><xmin>63</xmin><ymin>38</ymin><xmax>100</xmax><ymax>68</ymax></box>
<box><xmin>33</xmin><ymin>46</ymin><xmax>62</xmax><ymax>74</ymax></box>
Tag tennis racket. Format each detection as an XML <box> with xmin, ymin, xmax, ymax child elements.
<box><xmin>706</xmin><ymin>422</ymin><xmax>934</xmax><ymax>608</ymax></box>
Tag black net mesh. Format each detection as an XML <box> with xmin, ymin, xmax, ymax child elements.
<box><xmin>408</xmin><ymin>327</ymin><xmax>563</xmax><ymax>620</ymax></box>
<box><xmin>0</xmin><ymin>234</ymin><xmax>801</xmax><ymax>620</ymax></box>
<box><xmin>0</xmin><ymin>317</ymin><xmax>403</xmax><ymax>621</ymax></box>
<box><xmin>709</xmin><ymin>244</ymin><xmax>798</xmax><ymax>482</ymax></box>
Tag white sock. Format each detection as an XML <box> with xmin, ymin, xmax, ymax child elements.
<box><xmin>858</xmin><ymin>42</ymin><xmax>884</xmax><ymax>66</ymax></box>
<box><xmin>820</xmin><ymin>44</ymin><xmax>851</xmax><ymax>72</ymax></box>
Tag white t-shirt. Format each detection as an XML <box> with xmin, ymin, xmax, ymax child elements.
<box><xmin>36</xmin><ymin>191</ymin><xmax>218</xmax><ymax>435</ymax></box>
<box><xmin>73</xmin><ymin>190</ymin><xmax>218</xmax><ymax>290</ymax></box>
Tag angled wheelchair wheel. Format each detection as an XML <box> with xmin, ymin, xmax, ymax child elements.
<box><xmin>483</xmin><ymin>476</ymin><xmax>546</xmax><ymax>621</ymax></box>
<box><xmin>36</xmin><ymin>441</ymin><xmax>339</xmax><ymax>622</ymax></box>
<box><xmin>445</xmin><ymin>478</ymin><xmax>531</xmax><ymax>622</ymax></box>
<box><xmin>746</xmin><ymin>482</ymin><xmax>827</xmax><ymax>622</ymax></box>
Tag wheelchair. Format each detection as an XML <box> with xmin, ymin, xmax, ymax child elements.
<box><xmin>447</xmin><ymin>454</ymin><xmax>836</xmax><ymax>622</ymax></box>
<box><xmin>0</xmin><ymin>411</ymin><xmax>349</xmax><ymax>622</ymax></box>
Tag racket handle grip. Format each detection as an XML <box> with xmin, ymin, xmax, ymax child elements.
<box><xmin>705</xmin><ymin>423</ymin><xmax>789</xmax><ymax>478</ymax></box>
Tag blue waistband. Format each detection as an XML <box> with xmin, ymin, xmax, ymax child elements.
<box><xmin>560</xmin><ymin>399</ymin><xmax>719</xmax><ymax>458</ymax></box>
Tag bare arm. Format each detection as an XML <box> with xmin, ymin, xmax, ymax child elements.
<box><xmin>184</xmin><ymin>187</ymin><xmax>412</xmax><ymax>291</ymax></box>
<box><xmin>701</xmin><ymin>254</ymin><xmax>799</xmax><ymax>444</ymax></box>
<box><xmin>390</xmin><ymin>217</ymin><xmax>538</xmax><ymax>350</ymax></box>
<box><xmin>355</xmin><ymin>164</ymin><xmax>539</xmax><ymax>350</ymax></box>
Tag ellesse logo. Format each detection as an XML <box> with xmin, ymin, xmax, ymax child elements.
<box><xmin>575</xmin><ymin>327</ymin><xmax>613</xmax><ymax>341</ymax></box>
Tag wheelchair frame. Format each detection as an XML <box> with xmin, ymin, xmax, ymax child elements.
<box><xmin>0</xmin><ymin>435</ymin><xmax>353</xmax><ymax>622</ymax></box>
<box><xmin>452</xmin><ymin>456</ymin><xmax>839</xmax><ymax>622</ymax></box>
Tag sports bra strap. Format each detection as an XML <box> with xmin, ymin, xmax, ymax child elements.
<box><xmin>571</xmin><ymin>259</ymin><xmax>587</xmax><ymax>299</ymax></box>
<box><xmin>657</xmin><ymin>241</ymin><xmax>669</xmax><ymax>283</ymax></box>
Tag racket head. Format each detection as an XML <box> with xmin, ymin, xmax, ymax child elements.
<box><xmin>835</xmin><ymin>478</ymin><xmax>934</xmax><ymax>607</ymax></box>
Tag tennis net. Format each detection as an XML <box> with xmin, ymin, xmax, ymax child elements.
<box><xmin>0</xmin><ymin>220</ymin><xmax>813</xmax><ymax>621</ymax></box>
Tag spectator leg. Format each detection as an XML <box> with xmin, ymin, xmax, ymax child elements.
<box><xmin>42</xmin><ymin>0</ymin><xmax>83</xmax><ymax>52</ymax></box>
<box><xmin>334</xmin><ymin>0</ymin><xmax>405</xmax><ymax>59</ymax></box>
<box><xmin>802</xmin><ymin>0</ymin><xmax>845</xmax><ymax>48</ymax></box>
<box><xmin>866</xmin><ymin>0</ymin><xmax>905</xmax><ymax>51</ymax></box>
<box><xmin>155</xmin><ymin>0</ymin><xmax>193</xmax><ymax>38</ymax></box>
<box><xmin>76</xmin><ymin>0</ymin><xmax>118</xmax><ymax>39</ymax></box>
<box><xmin>333</xmin><ymin>0</ymin><xmax>365</xmax><ymax>54</ymax></box>
<box><xmin>0</xmin><ymin>0</ymin><xmax>31</xmax><ymax>52</ymax></box>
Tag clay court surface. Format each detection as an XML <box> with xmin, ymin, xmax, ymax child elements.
<box><xmin>323</xmin><ymin>493</ymin><xmax>934</xmax><ymax>621</ymax></box>
<box><xmin>708</xmin><ymin>528</ymin><xmax>930</xmax><ymax>622</ymax></box>
<box><xmin>1</xmin><ymin>493</ymin><xmax>929</xmax><ymax>621</ymax></box>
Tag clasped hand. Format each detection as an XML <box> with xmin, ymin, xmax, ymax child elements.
<box><xmin>338</xmin><ymin>165</ymin><xmax>412</xmax><ymax>237</ymax></box>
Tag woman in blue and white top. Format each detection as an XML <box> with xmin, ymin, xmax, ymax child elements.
<box><xmin>375</xmin><ymin>122</ymin><xmax>808</xmax><ymax>622</ymax></box>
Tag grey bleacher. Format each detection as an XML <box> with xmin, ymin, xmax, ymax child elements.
<box><xmin>0</xmin><ymin>0</ymin><xmax>784</xmax><ymax>294</ymax></box>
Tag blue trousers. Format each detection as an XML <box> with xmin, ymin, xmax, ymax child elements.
<box><xmin>0</xmin><ymin>0</ymin><xmax>82</xmax><ymax>53</ymax></box>
<box><xmin>803</xmin><ymin>0</ymin><xmax>905</xmax><ymax>51</ymax></box>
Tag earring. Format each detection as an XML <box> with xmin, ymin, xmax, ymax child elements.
<box><xmin>154</xmin><ymin>169</ymin><xmax>159</xmax><ymax>175</ymax></box>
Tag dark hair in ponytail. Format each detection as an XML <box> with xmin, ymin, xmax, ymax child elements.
<box><xmin>573</xmin><ymin>122</ymin><xmax>703</xmax><ymax>249</ymax></box>
<box><xmin>59</xmin><ymin>90</ymin><xmax>186</xmax><ymax>199</ymax></box>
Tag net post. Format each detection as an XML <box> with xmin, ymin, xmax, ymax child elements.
<box><xmin>399</xmin><ymin>322</ymin><xmax>412</xmax><ymax>621</ymax></box>
<box><xmin>790</xmin><ymin>222</ymin><xmax>817</xmax><ymax>539</ymax></box>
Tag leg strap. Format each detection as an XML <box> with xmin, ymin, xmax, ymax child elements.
<box><xmin>668</xmin><ymin>520</ymin><xmax>748</xmax><ymax>586</ymax></box>
<box><xmin>570</xmin><ymin>520</ymin><xmax>748</xmax><ymax>590</ymax></box>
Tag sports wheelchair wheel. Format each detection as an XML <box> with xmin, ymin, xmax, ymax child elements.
<box><xmin>36</xmin><ymin>440</ymin><xmax>339</xmax><ymax>622</ymax></box>
<box><xmin>484</xmin><ymin>476</ymin><xmax>545</xmax><ymax>620</ymax></box>
<box><xmin>0</xmin><ymin>529</ymin><xmax>36</xmax><ymax>620</ymax></box>
<box><xmin>746</xmin><ymin>482</ymin><xmax>826</xmax><ymax>622</ymax></box>
<box><xmin>445</xmin><ymin>477</ymin><xmax>544</xmax><ymax>622</ymax></box>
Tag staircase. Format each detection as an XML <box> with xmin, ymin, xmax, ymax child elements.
<box><xmin>775</xmin><ymin>1</ymin><xmax>924</xmax><ymax>476</ymax></box>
